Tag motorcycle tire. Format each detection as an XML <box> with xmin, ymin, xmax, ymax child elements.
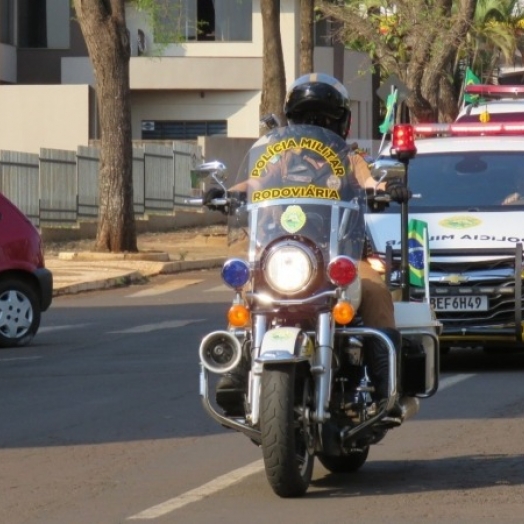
<box><xmin>260</xmin><ymin>364</ymin><xmax>314</xmax><ymax>498</ymax></box>
<box><xmin>317</xmin><ymin>447</ymin><xmax>369</xmax><ymax>473</ymax></box>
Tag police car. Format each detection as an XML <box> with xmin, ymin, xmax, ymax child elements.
<box><xmin>456</xmin><ymin>84</ymin><xmax>524</xmax><ymax>123</ymax></box>
<box><xmin>367</xmin><ymin>117</ymin><xmax>524</xmax><ymax>351</ymax></box>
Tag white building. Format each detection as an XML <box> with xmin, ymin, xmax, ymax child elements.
<box><xmin>0</xmin><ymin>0</ymin><xmax>375</xmax><ymax>154</ymax></box>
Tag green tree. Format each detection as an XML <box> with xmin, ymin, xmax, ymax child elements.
<box><xmin>73</xmin><ymin>0</ymin><xmax>137</xmax><ymax>253</ymax></box>
<box><xmin>319</xmin><ymin>0</ymin><xmax>479</xmax><ymax>123</ymax></box>
<box><xmin>466</xmin><ymin>0</ymin><xmax>524</xmax><ymax>82</ymax></box>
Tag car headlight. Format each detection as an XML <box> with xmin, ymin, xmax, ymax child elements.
<box><xmin>264</xmin><ymin>243</ymin><xmax>314</xmax><ymax>294</ymax></box>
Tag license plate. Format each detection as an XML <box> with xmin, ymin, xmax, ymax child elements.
<box><xmin>430</xmin><ymin>295</ymin><xmax>488</xmax><ymax>312</ymax></box>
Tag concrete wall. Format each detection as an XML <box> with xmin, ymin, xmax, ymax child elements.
<box><xmin>0</xmin><ymin>85</ymin><xmax>92</xmax><ymax>153</ymax></box>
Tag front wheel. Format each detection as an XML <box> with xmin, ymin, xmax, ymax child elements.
<box><xmin>260</xmin><ymin>364</ymin><xmax>314</xmax><ymax>498</ymax></box>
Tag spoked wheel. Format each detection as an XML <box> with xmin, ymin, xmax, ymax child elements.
<box><xmin>318</xmin><ymin>446</ymin><xmax>369</xmax><ymax>473</ymax></box>
<box><xmin>260</xmin><ymin>364</ymin><xmax>315</xmax><ymax>497</ymax></box>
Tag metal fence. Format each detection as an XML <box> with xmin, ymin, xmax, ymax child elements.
<box><xmin>0</xmin><ymin>142</ymin><xmax>203</xmax><ymax>228</ymax></box>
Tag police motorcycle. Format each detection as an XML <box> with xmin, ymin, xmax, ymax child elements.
<box><xmin>196</xmin><ymin>123</ymin><xmax>440</xmax><ymax>498</ymax></box>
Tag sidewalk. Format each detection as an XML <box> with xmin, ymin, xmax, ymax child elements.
<box><xmin>46</xmin><ymin>227</ymin><xmax>230</xmax><ymax>296</ymax></box>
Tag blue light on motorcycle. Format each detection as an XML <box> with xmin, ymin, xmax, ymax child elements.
<box><xmin>327</xmin><ymin>256</ymin><xmax>358</xmax><ymax>286</ymax></box>
<box><xmin>221</xmin><ymin>258</ymin><xmax>250</xmax><ymax>289</ymax></box>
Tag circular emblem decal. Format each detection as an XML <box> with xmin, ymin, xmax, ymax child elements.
<box><xmin>281</xmin><ymin>205</ymin><xmax>307</xmax><ymax>233</ymax></box>
<box><xmin>327</xmin><ymin>174</ymin><xmax>341</xmax><ymax>190</ymax></box>
<box><xmin>439</xmin><ymin>215</ymin><xmax>482</xmax><ymax>229</ymax></box>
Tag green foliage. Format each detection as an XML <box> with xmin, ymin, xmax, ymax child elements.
<box><xmin>132</xmin><ymin>0</ymin><xmax>188</xmax><ymax>46</ymax></box>
<box><xmin>468</xmin><ymin>0</ymin><xmax>524</xmax><ymax>79</ymax></box>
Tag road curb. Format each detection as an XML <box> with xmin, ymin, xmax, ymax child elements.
<box><xmin>159</xmin><ymin>257</ymin><xmax>228</xmax><ymax>274</ymax></box>
<box><xmin>51</xmin><ymin>257</ymin><xmax>228</xmax><ymax>297</ymax></box>
<box><xmin>52</xmin><ymin>271</ymin><xmax>146</xmax><ymax>297</ymax></box>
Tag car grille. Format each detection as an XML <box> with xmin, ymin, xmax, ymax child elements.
<box><xmin>411</xmin><ymin>256</ymin><xmax>522</xmax><ymax>328</ymax></box>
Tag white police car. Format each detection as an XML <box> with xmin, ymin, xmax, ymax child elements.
<box><xmin>367</xmin><ymin>120</ymin><xmax>524</xmax><ymax>351</ymax></box>
<box><xmin>456</xmin><ymin>84</ymin><xmax>524</xmax><ymax>123</ymax></box>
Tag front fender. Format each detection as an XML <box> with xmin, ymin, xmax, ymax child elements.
<box><xmin>256</xmin><ymin>327</ymin><xmax>313</xmax><ymax>365</ymax></box>
<box><xmin>250</xmin><ymin>327</ymin><xmax>313</xmax><ymax>426</ymax></box>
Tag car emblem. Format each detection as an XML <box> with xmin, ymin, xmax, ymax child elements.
<box><xmin>439</xmin><ymin>215</ymin><xmax>482</xmax><ymax>229</ymax></box>
<box><xmin>440</xmin><ymin>274</ymin><xmax>469</xmax><ymax>284</ymax></box>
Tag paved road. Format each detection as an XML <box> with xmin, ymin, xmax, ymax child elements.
<box><xmin>1</xmin><ymin>269</ymin><xmax>524</xmax><ymax>523</ymax></box>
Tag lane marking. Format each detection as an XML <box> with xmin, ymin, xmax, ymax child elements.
<box><xmin>109</xmin><ymin>319</ymin><xmax>202</xmax><ymax>334</ymax></box>
<box><xmin>127</xmin><ymin>459</ymin><xmax>264</xmax><ymax>520</ymax></box>
<box><xmin>0</xmin><ymin>356</ymin><xmax>42</xmax><ymax>362</ymax></box>
<box><xmin>38</xmin><ymin>324</ymin><xmax>90</xmax><ymax>334</ymax></box>
<box><xmin>207</xmin><ymin>284</ymin><xmax>229</xmax><ymax>292</ymax></box>
<box><xmin>438</xmin><ymin>373</ymin><xmax>475</xmax><ymax>390</ymax></box>
<box><xmin>127</xmin><ymin>374</ymin><xmax>475</xmax><ymax>520</ymax></box>
<box><xmin>127</xmin><ymin>279</ymin><xmax>203</xmax><ymax>298</ymax></box>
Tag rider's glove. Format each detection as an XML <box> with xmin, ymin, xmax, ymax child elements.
<box><xmin>203</xmin><ymin>186</ymin><xmax>225</xmax><ymax>205</ymax></box>
<box><xmin>203</xmin><ymin>187</ymin><xmax>227</xmax><ymax>214</ymax></box>
<box><xmin>386</xmin><ymin>178</ymin><xmax>412</xmax><ymax>204</ymax></box>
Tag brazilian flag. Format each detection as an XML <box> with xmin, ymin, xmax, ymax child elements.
<box><xmin>408</xmin><ymin>219</ymin><xmax>429</xmax><ymax>287</ymax></box>
<box><xmin>379</xmin><ymin>89</ymin><xmax>398</xmax><ymax>134</ymax></box>
<box><xmin>464</xmin><ymin>67</ymin><xmax>481</xmax><ymax>104</ymax></box>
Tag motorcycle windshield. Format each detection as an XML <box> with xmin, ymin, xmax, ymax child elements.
<box><xmin>227</xmin><ymin>125</ymin><xmax>366</xmax><ymax>264</ymax></box>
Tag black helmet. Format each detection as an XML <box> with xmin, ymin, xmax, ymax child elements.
<box><xmin>284</xmin><ymin>73</ymin><xmax>351</xmax><ymax>138</ymax></box>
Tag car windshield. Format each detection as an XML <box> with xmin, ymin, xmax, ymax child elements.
<box><xmin>382</xmin><ymin>151</ymin><xmax>524</xmax><ymax>211</ymax></box>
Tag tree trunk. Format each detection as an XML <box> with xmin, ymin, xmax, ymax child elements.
<box><xmin>300</xmin><ymin>0</ymin><xmax>314</xmax><ymax>75</ymax></box>
<box><xmin>73</xmin><ymin>0</ymin><xmax>137</xmax><ymax>252</ymax></box>
<box><xmin>260</xmin><ymin>0</ymin><xmax>287</xmax><ymax>129</ymax></box>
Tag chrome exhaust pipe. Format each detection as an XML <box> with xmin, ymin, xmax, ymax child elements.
<box><xmin>199</xmin><ymin>330</ymin><xmax>242</xmax><ymax>374</ymax></box>
<box><xmin>399</xmin><ymin>396</ymin><xmax>420</xmax><ymax>422</ymax></box>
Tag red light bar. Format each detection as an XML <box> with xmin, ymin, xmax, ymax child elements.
<box><xmin>413</xmin><ymin>121</ymin><xmax>524</xmax><ymax>137</ymax></box>
<box><xmin>464</xmin><ymin>84</ymin><xmax>524</xmax><ymax>99</ymax></box>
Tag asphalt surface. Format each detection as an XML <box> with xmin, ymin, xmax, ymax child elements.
<box><xmin>45</xmin><ymin>227</ymin><xmax>230</xmax><ymax>296</ymax></box>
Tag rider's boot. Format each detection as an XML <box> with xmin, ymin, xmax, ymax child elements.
<box><xmin>216</xmin><ymin>365</ymin><xmax>248</xmax><ymax>417</ymax></box>
<box><xmin>365</xmin><ymin>327</ymin><xmax>402</xmax><ymax>419</ymax></box>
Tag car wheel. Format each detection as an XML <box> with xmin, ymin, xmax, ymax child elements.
<box><xmin>0</xmin><ymin>278</ymin><xmax>40</xmax><ymax>348</ymax></box>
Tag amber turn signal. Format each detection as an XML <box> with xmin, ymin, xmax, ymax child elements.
<box><xmin>228</xmin><ymin>304</ymin><xmax>250</xmax><ymax>327</ymax></box>
<box><xmin>333</xmin><ymin>301</ymin><xmax>355</xmax><ymax>325</ymax></box>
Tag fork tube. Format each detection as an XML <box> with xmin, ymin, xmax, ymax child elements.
<box><xmin>313</xmin><ymin>311</ymin><xmax>334</xmax><ymax>422</ymax></box>
<box><xmin>249</xmin><ymin>314</ymin><xmax>267</xmax><ymax>425</ymax></box>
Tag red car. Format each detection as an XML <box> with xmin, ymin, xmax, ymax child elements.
<box><xmin>0</xmin><ymin>193</ymin><xmax>53</xmax><ymax>347</ymax></box>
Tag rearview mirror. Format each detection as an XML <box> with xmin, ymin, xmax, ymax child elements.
<box><xmin>194</xmin><ymin>161</ymin><xmax>227</xmax><ymax>178</ymax></box>
<box><xmin>370</xmin><ymin>159</ymin><xmax>406</xmax><ymax>184</ymax></box>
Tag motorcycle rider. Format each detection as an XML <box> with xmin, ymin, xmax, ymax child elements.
<box><xmin>208</xmin><ymin>72</ymin><xmax>411</xmax><ymax>418</ymax></box>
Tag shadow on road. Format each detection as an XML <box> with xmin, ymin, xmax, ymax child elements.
<box><xmin>310</xmin><ymin>452</ymin><xmax>524</xmax><ymax>496</ymax></box>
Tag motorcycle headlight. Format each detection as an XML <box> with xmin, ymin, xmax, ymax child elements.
<box><xmin>264</xmin><ymin>243</ymin><xmax>314</xmax><ymax>294</ymax></box>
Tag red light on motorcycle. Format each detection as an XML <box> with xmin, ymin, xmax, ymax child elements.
<box><xmin>333</xmin><ymin>301</ymin><xmax>355</xmax><ymax>325</ymax></box>
<box><xmin>327</xmin><ymin>256</ymin><xmax>357</xmax><ymax>286</ymax></box>
<box><xmin>228</xmin><ymin>304</ymin><xmax>250</xmax><ymax>327</ymax></box>
<box><xmin>391</xmin><ymin>124</ymin><xmax>417</xmax><ymax>160</ymax></box>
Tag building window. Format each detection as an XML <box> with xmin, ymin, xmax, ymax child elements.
<box><xmin>157</xmin><ymin>0</ymin><xmax>252</xmax><ymax>43</ymax></box>
<box><xmin>315</xmin><ymin>16</ymin><xmax>334</xmax><ymax>47</ymax></box>
<box><xmin>141</xmin><ymin>120</ymin><xmax>227</xmax><ymax>140</ymax></box>
<box><xmin>18</xmin><ymin>0</ymin><xmax>70</xmax><ymax>49</ymax></box>
<box><xmin>0</xmin><ymin>0</ymin><xmax>15</xmax><ymax>45</ymax></box>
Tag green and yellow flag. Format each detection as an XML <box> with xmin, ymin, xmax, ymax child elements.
<box><xmin>464</xmin><ymin>67</ymin><xmax>481</xmax><ymax>104</ymax></box>
<box><xmin>408</xmin><ymin>218</ymin><xmax>430</xmax><ymax>288</ymax></box>
<box><xmin>378</xmin><ymin>89</ymin><xmax>398</xmax><ymax>134</ymax></box>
